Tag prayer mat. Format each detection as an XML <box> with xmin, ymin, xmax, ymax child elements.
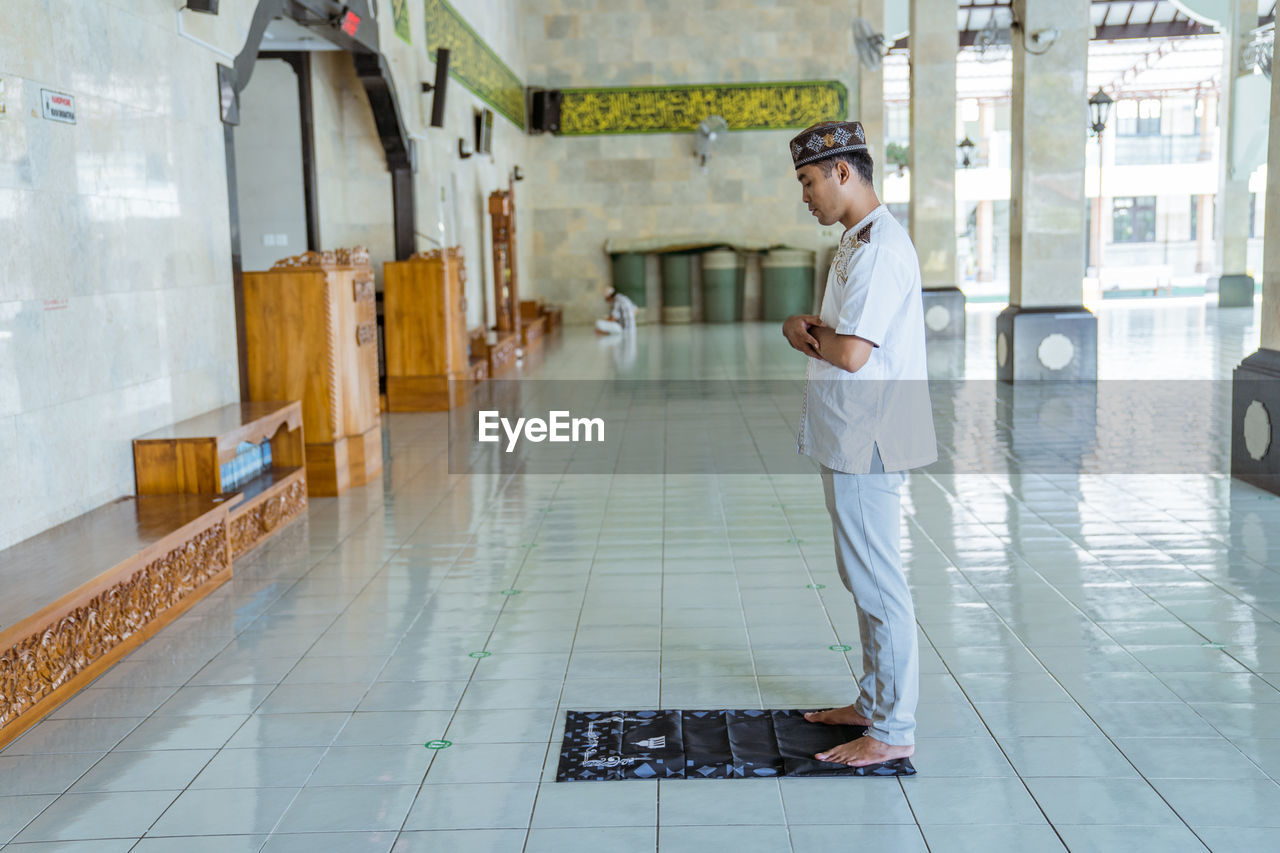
<box><xmin>556</xmin><ymin>709</ymin><xmax>916</xmax><ymax>781</ymax></box>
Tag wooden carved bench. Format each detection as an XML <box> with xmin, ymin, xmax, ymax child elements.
<box><xmin>0</xmin><ymin>495</ymin><xmax>232</xmax><ymax>748</ymax></box>
<box><xmin>521</xmin><ymin>300</ymin><xmax>562</xmax><ymax>337</ymax></box>
<box><xmin>133</xmin><ymin>401</ymin><xmax>308</xmax><ymax>559</ymax></box>
<box><xmin>469</xmin><ymin>327</ymin><xmax>519</xmax><ymax>378</ymax></box>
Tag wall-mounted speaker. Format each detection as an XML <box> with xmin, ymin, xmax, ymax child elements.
<box><xmin>429</xmin><ymin>49</ymin><xmax>449</xmax><ymax>128</ymax></box>
<box><xmin>528</xmin><ymin>88</ymin><xmax>562</xmax><ymax>134</ymax></box>
<box><xmin>185</xmin><ymin>0</ymin><xmax>219</xmax><ymax>13</ymax></box>
<box><xmin>475</xmin><ymin>108</ymin><xmax>494</xmax><ymax>155</ymax></box>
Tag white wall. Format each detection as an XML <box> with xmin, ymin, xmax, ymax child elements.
<box><xmin>0</xmin><ymin>0</ymin><xmax>241</xmax><ymax>549</ymax></box>
<box><xmin>0</xmin><ymin>0</ymin><xmax>538</xmax><ymax>552</ymax></box>
<box><xmin>310</xmin><ymin>51</ymin><xmax>396</xmax><ymax>285</ymax></box>
<box><xmin>235</xmin><ymin>58</ymin><xmax>309</xmax><ymax>273</ymax></box>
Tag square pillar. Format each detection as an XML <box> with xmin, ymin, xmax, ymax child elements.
<box><xmin>1232</xmin><ymin>40</ymin><xmax>1280</xmax><ymax>494</ymax></box>
<box><xmin>910</xmin><ymin>0</ymin><xmax>965</xmax><ymax>340</ymax></box>
<box><xmin>1217</xmin><ymin>0</ymin><xmax>1261</xmax><ymax>307</ymax></box>
<box><xmin>859</xmin><ymin>0</ymin><xmax>886</xmax><ymax>195</ymax></box>
<box><xmin>1002</xmin><ymin>0</ymin><xmax>1096</xmax><ymax>381</ymax></box>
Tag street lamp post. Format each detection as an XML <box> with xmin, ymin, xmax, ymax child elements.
<box><xmin>958</xmin><ymin>136</ymin><xmax>976</xmax><ymax>169</ymax></box>
<box><xmin>1089</xmin><ymin>88</ymin><xmax>1114</xmax><ymax>292</ymax></box>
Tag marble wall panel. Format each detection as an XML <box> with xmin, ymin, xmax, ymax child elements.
<box><xmin>310</xmin><ymin>53</ymin><xmax>397</xmax><ymax>286</ymax></box>
<box><xmin>517</xmin><ymin>0</ymin><xmax>859</xmax><ymax>321</ymax></box>
<box><xmin>232</xmin><ymin>59</ymin><xmax>308</xmax><ymax>273</ymax></box>
<box><xmin>0</xmin><ymin>0</ymin><xmax>240</xmax><ymax>550</ymax></box>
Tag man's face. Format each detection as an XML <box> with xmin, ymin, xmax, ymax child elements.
<box><xmin>796</xmin><ymin>163</ymin><xmax>841</xmax><ymax>227</ymax></box>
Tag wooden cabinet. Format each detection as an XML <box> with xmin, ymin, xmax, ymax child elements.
<box><xmin>243</xmin><ymin>248</ymin><xmax>383</xmax><ymax>495</ymax></box>
<box><xmin>383</xmin><ymin>247</ymin><xmax>475</xmax><ymax>411</ymax></box>
<box><xmin>132</xmin><ymin>401</ymin><xmax>308</xmax><ymax>558</ymax></box>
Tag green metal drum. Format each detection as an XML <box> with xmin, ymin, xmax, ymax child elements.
<box><xmin>609</xmin><ymin>252</ymin><xmax>646</xmax><ymax>309</ymax></box>
<box><xmin>660</xmin><ymin>253</ymin><xmax>693</xmax><ymax>324</ymax></box>
<box><xmin>733</xmin><ymin>253</ymin><xmax>747</xmax><ymax>320</ymax></box>
<box><xmin>762</xmin><ymin>248</ymin><xmax>816</xmax><ymax>322</ymax></box>
<box><xmin>701</xmin><ymin>249</ymin><xmax>738</xmax><ymax>324</ymax></box>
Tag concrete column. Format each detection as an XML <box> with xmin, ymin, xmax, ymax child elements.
<box><xmin>1218</xmin><ymin>0</ymin><xmax>1260</xmax><ymax>306</ymax></box>
<box><xmin>1089</xmin><ymin>126</ymin><xmax>1110</xmax><ymax>280</ymax></box>
<box><xmin>1197</xmin><ymin>193</ymin><xmax>1215</xmax><ymax>273</ymax></box>
<box><xmin>997</xmin><ymin>0</ymin><xmax>1095</xmax><ymax>381</ymax></box>
<box><xmin>979</xmin><ymin>100</ymin><xmax>996</xmax><ymax>165</ymax></box>
<box><xmin>1089</xmin><ymin>196</ymin><xmax>1103</xmax><ymax>270</ymax></box>
<box><xmin>1231</xmin><ymin>44</ymin><xmax>1280</xmax><ymax>493</ymax></box>
<box><xmin>1199</xmin><ymin>91</ymin><xmax>1217</xmax><ymax>161</ymax></box>
<box><xmin>1261</xmin><ymin>60</ymin><xmax>1280</xmax><ymax>352</ymax></box>
<box><xmin>909</xmin><ymin>0</ymin><xmax>964</xmax><ymax>339</ymax></box>
<box><xmin>977</xmin><ymin>199</ymin><xmax>995</xmax><ymax>282</ymax></box>
<box><xmin>859</xmin><ymin>0</ymin><xmax>886</xmax><ymax>195</ymax></box>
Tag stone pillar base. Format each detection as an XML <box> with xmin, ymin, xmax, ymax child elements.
<box><xmin>923</xmin><ymin>287</ymin><xmax>966</xmax><ymax>339</ymax></box>
<box><xmin>996</xmin><ymin>305</ymin><xmax>1097</xmax><ymax>382</ymax></box>
<box><xmin>1218</xmin><ymin>274</ymin><xmax>1256</xmax><ymax>308</ymax></box>
<box><xmin>662</xmin><ymin>306</ymin><xmax>692</xmax><ymax>324</ymax></box>
<box><xmin>1232</xmin><ymin>348</ymin><xmax>1280</xmax><ymax>495</ymax></box>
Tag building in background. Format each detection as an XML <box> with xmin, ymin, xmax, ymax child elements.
<box><xmin>882</xmin><ymin>6</ymin><xmax>1272</xmax><ymax>302</ymax></box>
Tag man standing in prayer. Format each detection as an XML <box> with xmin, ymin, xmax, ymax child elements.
<box><xmin>781</xmin><ymin>121</ymin><xmax>937</xmax><ymax>767</ymax></box>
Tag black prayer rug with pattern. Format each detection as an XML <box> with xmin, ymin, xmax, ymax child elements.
<box><xmin>556</xmin><ymin>709</ymin><xmax>917</xmax><ymax>781</ymax></box>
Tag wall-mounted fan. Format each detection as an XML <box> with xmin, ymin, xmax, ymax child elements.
<box><xmin>853</xmin><ymin>17</ymin><xmax>886</xmax><ymax>72</ymax></box>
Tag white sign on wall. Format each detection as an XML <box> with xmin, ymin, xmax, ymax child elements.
<box><xmin>41</xmin><ymin>89</ymin><xmax>75</xmax><ymax>123</ymax></box>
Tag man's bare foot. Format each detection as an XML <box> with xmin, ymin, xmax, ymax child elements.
<box><xmin>816</xmin><ymin>735</ymin><xmax>914</xmax><ymax>767</ymax></box>
<box><xmin>803</xmin><ymin>704</ymin><xmax>871</xmax><ymax>727</ymax></box>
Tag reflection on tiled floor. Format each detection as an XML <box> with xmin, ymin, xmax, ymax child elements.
<box><xmin>3</xmin><ymin>300</ymin><xmax>1279</xmax><ymax>852</ymax></box>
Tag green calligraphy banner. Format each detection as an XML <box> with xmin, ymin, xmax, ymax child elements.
<box><xmin>558</xmin><ymin>81</ymin><xmax>848</xmax><ymax>136</ymax></box>
<box><xmin>424</xmin><ymin>0</ymin><xmax>525</xmax><ymax>128</ymax></box>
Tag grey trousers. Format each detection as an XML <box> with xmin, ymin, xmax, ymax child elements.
<box><xmin>820</xmin><ymin>446</ymin><xmax>919</xmax><ymax>747</ymax></box>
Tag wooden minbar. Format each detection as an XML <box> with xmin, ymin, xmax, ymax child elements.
<box><xmin>133</xmin><ymin>401</ymin><xmax>308</xmax><ymax>558</ymax></box>
<box><xmin>243</xmin><ymin>248</ymin><xmax>384</xmax><ymax>495</ymax></box>
<box><xmin>383</xmin><ymin>247</ymin><xmax>478</xmax><ymax>411</ymax></box>
<box><xmin>0</xmin><ymin>495</ymin><xmax>231</xmax><ymax>748</ymax></box>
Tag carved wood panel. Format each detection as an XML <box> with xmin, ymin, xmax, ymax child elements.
<box><xmin>0</xmin><ymin>523</ymin><xmax>229</xmax><ymax>728</ymax></box>
<box><xmin>228</xmin><ymin>479</ymin><xmax>307</xmax><ymax>558</ymax></box>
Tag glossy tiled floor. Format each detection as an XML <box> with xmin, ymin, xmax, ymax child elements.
<box><xmin>3</xmin><ymin>299</ymin><xmax>1279</xmax><ymax>852</ymax></box>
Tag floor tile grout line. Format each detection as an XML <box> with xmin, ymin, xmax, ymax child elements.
<box><xmin>530</xmin><ymin>471</ymin><xmax>625</xmax><ymax>844</ymax></box>
<box><xmin>5</xmin><ymin>522</ymin><xmax>371</xmax><ymax>848</ymax></box>
<box><xmin>382</xmin><ymin>456</ymin><xmax>572</xmax><ymax>851</ymax></box>
<box><xmin>958</xmin><ymin>470</ymin><xmax>1280</xmax><ymax>781</ymax></box>
<box><xmin>910</xmin><ymin>477</ymin><xmax>1213</xmax><ymax>852</ymax></box>
<box><xmin>125</xmin><ymin>433</ymin><xmax>501</xmax><ymax>850</ymax></box>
